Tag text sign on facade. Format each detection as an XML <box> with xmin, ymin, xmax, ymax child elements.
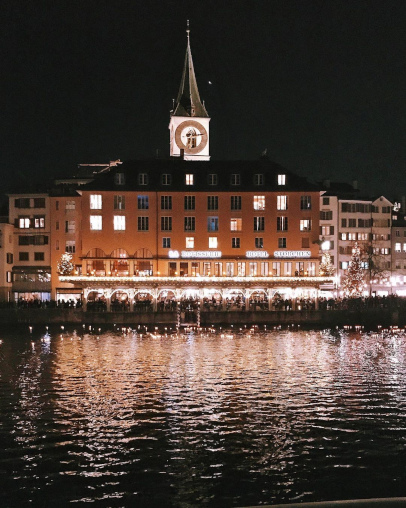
<box><xmin>274</xmin><ymin>250</ymin><xmax>311</xmax><ymax>258</ymax></box>
<box><xmin>168</xmin><ymin>250</ymin><xmax>222</xmax><ymax>259</ymax></box>
<box><xmin>246</xmin><ymin>251</ymin><xmax>269</xmax><ymax>258</ymax></box>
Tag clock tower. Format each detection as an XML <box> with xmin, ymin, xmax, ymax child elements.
<box><xmin>169</xmin><ymin>25</ymin><xmax>210</xmax><ymax>161</ymax></box>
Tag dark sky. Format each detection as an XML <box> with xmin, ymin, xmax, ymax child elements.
<box><xmin>2</xmin><ymin>0</ymin><xmax>406</xmax><ymax>199</ymax></box>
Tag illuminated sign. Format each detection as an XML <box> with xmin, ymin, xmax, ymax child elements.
<box><xmin>274</xmin><ymin>250</ymin><xmax>311</xmax><ymax>258</ymax></box>
<box><xmin>168</xmin><ymin>250</ymin><xmax>222</xmax><ymax>259</ymax></box>
<box><xmin>246</xmin><ymin>251</ymin><xmax>269</xmax><ymax>258</ymax></box>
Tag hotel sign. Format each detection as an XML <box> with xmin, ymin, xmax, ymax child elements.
<box><xmin>169</xmin><ymin>250</ymin><xmax>222</xmax><ymax>259</ymax></box>
<box><xmin>274</xmin><ymin>250</ymin><xmax>311</xmax><ymax>258</ymax></box>
<box><xmin>246</xmin><ymin>251</ymin><xmax>269</xmax><ymax>258</ymax></box>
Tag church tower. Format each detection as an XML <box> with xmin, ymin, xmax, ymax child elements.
<box><xmin>169</xmin><ymin>24</ymin><xmax>210</xmax><ymax>161</ymax></box>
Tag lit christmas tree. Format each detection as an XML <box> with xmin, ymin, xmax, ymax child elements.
<box><xmin>57</xmin><ymin>252</ymin><xmax>74</xmax><ymax>275</ymax></box>
<box><xmin>342</xmin><ymin>242</ymin><xmax>365</xmax><ymax>297</ymax></box>
<box><xmin>319</xmin><ymin>251</ymin><xmax>335</xmax><ymax>276</ymax></box>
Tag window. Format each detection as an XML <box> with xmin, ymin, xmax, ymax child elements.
<box><xmin>403</xmin><ymin>243</ymin><xmax>406</xmax><ymax>252</ymax></box>
<box><xmin>249</xmin><ymin>262</ymin><xmax>258</xmax><ymax>276</ymax></box>
<box><xmin>207</xmin><ymin>196</ymin><xmax>218</xmax><ymax>210</ymax></box>
<box><xmin>114</xmin><ymin>195</ymin><xmax>125</xmax><ymax>210</ymax></box>
<box><xmin>320</xmin><ymin>210</ymin><xmax>333</xmax><ymax>220</ymax></box>
<box><xmin>348</xmin><ymin>233</ymin><xmax>357</xmax><ymax>241</ymax></box>
<box><xmin>19</xmin><ymin>217</ymin><xmax>30</xmax><ymax>228</ymax></box>
<box><xmin>138</xmin><ymin>195</ymin><xmax>149</xmax><ymax>209</ymax></box>
<box><xmin>260</xmin><ymin>262</ymin><xmax>269</xmax><ymax>276</ymax></box>
<box><xmin>232</xmin><ymin>237</ymin><xmax>240</xmax><ymax>248</ymax></box>
<box><xmin>6</xmin><ymin>272</ymin><xmax>12</xmax><ymax>283</ymax></box>
<box><xmin>207</xmin><ymin>216</ymin><xmax>219</xmax><ymax>232</ymax></box>
<box><xmin>184</xmin><ymin>217</ymin><xmax>195</xmax><ymax>232</ymax></box>
<box><xmin>162</xmin><ymin>174</ymin><xmax>172</xmax><ymax>185</ymax></box>
<box><xmin>138</xmin><ymin>217</ymin><xmax>149</xmax><ymax>231</ymax></box>
<box><xmin>90</xmin><ymin>194</ymin><xmax>102</xmax><ymax>209</ymax></box>
<box><xmin>209</xmin><ymin>237</ymin><xmax>218</xmax><ymax>248</ymax></box>
<box><xmin>277</xmin><ymin>195</ymin><xmax>288</xmax><ymax>210</ymax></box>
<box><xmin>186</xmin><ymin>237</ymin><xmax>194</xmax><ymax>249</ymax></box>
<box><xmin>185</xmin><ymin>174</ymin><xmax>194</xmax><ymax>185</ymax></box>
<box><xmin>184</xmin><ymin>196</ymin><xmax>195</xmax><ymax>210</ymax></box>
<box><xmin>163</xmin><ymin>237</ymin><xmax>171</xmax><ymax>248</ymax></box>
<box><xmin>191</xmin><ymin>262</ymin><xmax>200</xmax><ymax>276</ymax></box>
<box><xmin>19</xmin><ymin>252</ymin><xmax>29</xmax><ymax>261</ymax></box>
<box><xmin>396</xmin><ymin>230</ymin><xmax>400</xmax><ymax>237</ymax></box>
<box><xmin>278</xmin><ymin>237</ymin><xmax>286</xmax><ymax>248</ymax></box>
<box><xmin>90</xmin><ymin>215</ymin><xmax>102</xmax><ymax>230</ymax></box>
<box><xmin>226</xmin><ymin>262</ymin><xmax>234</xmax><ymax>276</ymax></box>
<box><xmin>230</xmin><ymin>218</ymin><xmax>242</xmax><ymax>231</ymax></box>
<box><xmin>34</xmin><ymin>216</ymin><xmax>45</xmax><ymax>228</ymax></box>
<box><xmin>231</xmin><ymin>174</ymin><xmax>241</xmax><ymax>186</ymax></box>
<box><xmin>278</xmin><ymin>174</ymin><xmax>286</xmax><ymax>186</ymax></box>
<box><xmin>284</xmin><ymin>262</ymin><xmax>292</xmax><ymax>276</ymax></box>
<box><xmin>6</xmin><ymin>253</ymin><xmax>13</xmax><ymax>264</ymax></box>
<box><xmin>272</xmin><ymin>262</ymin><xmax>281</xmax><ymax>276</ymax></box>
<box><xmin>307</xmin><ymin>262</ymin><xmax>316</xmax><ymax>276</ymax></box>
<box><xmin>208</xmin><ymin>174</ymin><xmax>218</xmax><ymax>186</ymax></box>
<box><xmin>321</xmin><ymin>225</ymin><xmax>334</xmax><ymax>236</ymax></box>
<box><xmin>254</xmin><ymin>174</ymin><xmax>264</xmax><ymax>186</ymax></box>
<box><xmin>138</xmin><ymin>173</ymin><xmax>148</xmax><ymax>185</ymax></box>
<box><xmin>237</xmin><ymin>262</ymin><xmax>245</xmax><ymax>276</ymax></box>
<box><xmin>277</xmin><ymin>216</ymin><xmax>288</xmax><ymax>231</ymax></box>
<box><xmin>231</xmin><ymin>196</ymin><xmax>242</xmax><ymax>210</ymax></box>
<box><xmin>65</xmin><ymin>220</ymin><xmax>75</xmax><ymax>233</ymax></box>
<box><xmin>255</xmin><ymin>237</ymin><xmax>263</xmax><ymax>249</ymax></box>
<box><xmin>34</xmin><ymin>252</ymin><xmax>45</xmax><ymax>261</ymax></box>
<box><xmin>32</xmin><ymin>198</ymin><xmax>45</xmax><ymax>208</ymax></box>
<box><xmin>300</xmin><ymin>219</ymin><xmax>311</xmax><ymax>231</ymax></box>
<box><xmin>161</xmin><ymin>216</ymin><xmax>172</xmax><ymax>231</ymax></box>
<box><xmin>395</xmin><ymin>243</ymin><xmax>401</xmax><ymax>252</ymax></box>
<box><xmin>65</xmin><ymin>200</ymin><xmax>75</xmax><ymax>210</ymax></box>
<box><xmin>65</xmin><ymin>241</ymin><xmax>75</xmax><ymax>253</ymax></box>
<box><xmin>115</xmin><ymin>172</ymin><xmax>125</xmax><ymax>185</ymax></box>
<box><xmin>161</xmin><ymin>196</ymin><xmax>172</xmax><ymax>210</ymax></box>
<box><xmin>348</xmin><ymin>219</ymin><xmax>356</xmax><ymax>228</ymax></box>
<box><xmin>55</xmin><ymin>200</ymin><xmax>59</xmax><ymax>211</ymax></box>
<box><xmin>254</xmin><ymin>217</ymin><xmax>265</xmax><ymax>231</ymax></box>
<box><xmin>203</xmin><ymin>262</ymin><xmax>211</xmax><ymax>276</ymax></box>
<box><xmin>322</xmin><ymin>197</ymin><xmax>330</xmax><ymax>205</ymax></box>
<box><xmin>253</xmin><ymin>196</ymin><xmax>265</xmax><ymax>210</ymax></box>
<box><xmin>114</xmin><ymin>215</ymin><xmax>126</xmax><ymax>231</ymax></box>
<box><xmin>15</xmin><ymin>198</ymin><xmax>31</xmax><ymax>208</ymax></box>
<box><xmin>341</xmin><ymin>219</ymin><xmax>347</xmax><ymax>228</ymax></box>
<box><xmin>300</xmin><ymin>196</ymin><xmax>311</xmax><ymax>210</ymax></box>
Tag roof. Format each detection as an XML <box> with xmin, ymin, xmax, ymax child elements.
<box><xmin>81</xmin><ymin>157</ymin><xmax>321</xmax><ymax>193</ymax></box>
<box><xmin>172</xmin><ymin>31</ymin><xmax>209</xmax><ymax>118</ymax></box>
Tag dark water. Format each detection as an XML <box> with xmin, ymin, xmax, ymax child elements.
<box><xmin>1</xmin><ymin>326</ymin><xmax>406</xmax><ymax>507</ymax></box>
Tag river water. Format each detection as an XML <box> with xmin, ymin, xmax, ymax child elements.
<box><xmin>1</xmin><ymin>325</ymin><xmax>406</xmax><ymax>507</ymax></box>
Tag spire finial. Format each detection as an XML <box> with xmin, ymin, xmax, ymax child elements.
<box><xmin>186</xmin><ymin>20</ymin><xmax>190</xmax><ymax>40</ymax></box>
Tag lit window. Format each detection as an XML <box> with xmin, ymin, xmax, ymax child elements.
<box><xmin>277</xmin><ymin>195</ymin><xmax>287</xmax><ymax>210</ymax></box>
<box><xmin>278</xmin><ymin>174</ymin><xmax>286</xmax><ymax>185</ymax></box>
<box><xmin>253</xmin><ymin>196</ymin><xmax>265</xmax><ymax>210</ymax></box>
<box><xmin>185</xmin><ymin>174</ymin><xmax>194</xmax><ymax>185</ymax></box>
<box><xmin>403</xmin><ymin>243</ymin><xmax>406</xmax><ymax>252</ymax></box>
<box><xmin>237</xmin><ymin>262</ymin><xmax>245</xmax><ymax>276</ymax></box>
<box><xmin>114</xmin><ymin>215</ymin><xmax>126</xmax><ymax>231</ymax></box>
<box><xmin>90</xmin><ymin>215</ymin><xmax>102</xmax><ymax>230</ymax></box>
<box><xmin>65</xmin><ymin>220</ymin><xmax>75</xmax><ymax>233</ymax></box>
<box><xmin>230</xmin><ymin>218</ymin><xmax>242</xmax><ymax>231</ymax></box>
<box><xmin>300</xmin><ymin>219</ymin><xmax>311</xmax><ymax>231</ymax></box>
<box><xmin>65</xmin><ymin>200</ymin><xmax>75</xmax><ymax>210</ymax></box>
<box><xmin>186</xmin><ymin>237</ymin><xmax>194</xmax><ymax>249</ymax></box>
<box><xmin>19</xmin><ymin>217</ymin><xmax>30</xmax><ymax>228</ymax></box>
<box><xmin>65</xmin><ymin>240</ymin><xmax>75</xmax><ymax>253</ymax></box>
<box><xmin>90</xmin><ymin>194</ymin><xmax>102</xmax><ymax>209</ymax></box>
<box><xmin>260</xmin><ymin>262</ymin><xmax>269</xmax><ymax>276</ymax></box>
<box><xmin>249</xmin><ymin>262</ymin><xmax>258</xmax><ymax>276</ymax></box>
<box><xmin>209</xmin><ymin>237</ymin><xmax>218</xmax><ymax>248</ymax></box>
<box><xmin>341</xmin><ymin>261</ymin><xmax>348</xmax><ymax>270</ymax></box>
<box><xmin>226</xmin><ymin>262</ymin><xmax>234</xmax><ymax>276</ymax></box>
<box><xmin>114</xmin><ymin>195</ymin><xmax>125</xmax><ymax>210</ymax></box>
<box><xmin>395</xmin><ymin>243</ymin><xmax>401</xmax><ymax>252</ymax></box>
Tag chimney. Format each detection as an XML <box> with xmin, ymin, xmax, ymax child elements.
<box><xmin>352</xmin><ymin>180</ymin><xmax>358</xmax><ymax>190</ymax></box>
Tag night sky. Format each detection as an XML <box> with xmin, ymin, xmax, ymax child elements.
<box><xmin>2</xmin><ymin>1</ymin><xmax>406</xmax><ymax>199</ymax></box>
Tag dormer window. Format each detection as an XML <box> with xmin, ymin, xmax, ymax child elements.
<box><xmin>115</xmin><ymin>172</ymin><xmax>125</xmax><ymax>185</ymax></box>
<box><xmin>208</xmin><ymin>174</ymin><xmax>218</xmax><ymax>186</ymax></box>
<box><xmin>254</xmin><ymin>174</ymin><xmax>264</xmax><ymax>186</ymax></box>
<box><xmin>231</xmin><ymin>174</ymin><xmax>241</xmax><ymax>186</ymax></box>
<box><xmin>278</xmin><ymin>174</ymin><xmax>286</xmax><ymax>186</ymax></box>
<box><xmin>162</xmin><ymin>173</ymin><xmax>172</xmax><ymax>185</ymax></box>
<box><xmin>185</xmin><ymin>174</ymin><xmax>194</xmax><ymax>185</ymax></box>
<box><xmin>138</xmin><ymin>173</ymin><xmax>148</xmax><ymax>185</ymax></box>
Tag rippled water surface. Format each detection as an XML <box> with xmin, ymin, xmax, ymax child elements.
<box><xmin>1</xmin><ymin>326</ymin><xmax>406</xmax><ymax>507</ymax></box>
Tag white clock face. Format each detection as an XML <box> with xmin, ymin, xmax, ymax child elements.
<box><xmin>175</xmin><ymin>120</ymin><xmax>208</xmax><ymax>154</ymax></box>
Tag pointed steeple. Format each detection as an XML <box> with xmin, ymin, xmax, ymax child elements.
<box><xmin>172</xmin><ymin>22</ymin><xmax>209</xmax><ymax>118</ymax></box>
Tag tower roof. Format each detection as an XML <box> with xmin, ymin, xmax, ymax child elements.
<box><xmin>172</xmin><ymin>26</ymin><xmax>209</xmax><ymax>118</ymax></box>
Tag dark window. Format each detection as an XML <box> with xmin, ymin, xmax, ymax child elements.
<box><xmin>232</xmin><ymin>237</ymin><xmax>240</xmax><ymax>248</ymax></box>
<box><xmin>162</xmin><ymin>237</ymin><xmax>171</xmax><ymax>248</ymax></box>
<box><xmin>207</xmin><ymin>217</ymin><xmax>219</xmax><ymax>232</ymax></box>
<box><xmin>231</xmin><ymin>196</ymin><xmax>242</xmax><ymax>210</ymax></box>
<box><xmin>137</xmin><ymin>217</ymin><xmax>149</xmax><ymax>231</ymax></box>
<box><xmin>34</xmin><ymin>252</ymin><xmax>45</xmax><ymax>261</ymax></box>
<box><xmin>161</xmin><ymin>196</ymin><xmax>172</xmax><ymax>210</ymax></box>
<box><xmin>207</xmin><ymin>196</ymin><xmax>218</xmax><ymax>210</ymax></box>
<box><xmin>138</xmin><ymin>195</ymin><xmax>149</xmax><ymax>209</ymax></box>
<box><xmin>184</xmin><ymin>217</ymin><xmax>195</xmax><ymax>232</ymax></box>
<box><xmin>161</xmin><ymin>217</ymin><xmax>172</xmax><ymax>231</ymax></box>
<box><xmin>254</xmin><ymin>217</ymin><xmax>265</xmax><ymax>231</ymax></box>
<box><xmin>19</xmin><ymin>252</ymin><xmax>29</xmax><ymax>261</ymax></box>
<box><xmin>255</xmin><ymin>237</ymin><xmax>263</xmax><ymax>248</ymax></box>
<box><xmin>184</xmin><ymin>196</ymin><xmax>195</xmax><ymax>210</ymax></box>
<box><xmin>278</xmin><ymin>238</ymin><xmax>286</xmax><ymax>248</ymax></box>
<box><xmin>300</xmin><ymin>196</ymin><xmax>311</xmax><ymax>210</ymax></box>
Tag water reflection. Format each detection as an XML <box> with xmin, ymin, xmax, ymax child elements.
<box><xmin>1</xmin><ymin>327</ymin><xmax>406</xmax><ymax>506</ymax></box>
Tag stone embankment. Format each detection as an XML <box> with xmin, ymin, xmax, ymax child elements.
<box><xmin>0</xmin><ymin>308</ymin><xmax>404</xmax><ymax>328</ymax></box>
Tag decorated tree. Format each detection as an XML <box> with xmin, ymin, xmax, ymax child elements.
<box><xmin>319</xmin><ymin>252</ymin><xmax>335</xmax><ymax>276</ymax></box>
<box><xmin>341</xmin><ymin>242</ymin><xmax>365</xmax><ymax>297</ymax></box>
<box><xmin>57</xmin><ymin>252</ymin><xmax>74</xmax><ymax>275</ymax></box>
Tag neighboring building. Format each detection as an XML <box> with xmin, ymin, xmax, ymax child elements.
<box><xmin>391</xmin><ymin>210</ymin><xmax>406</xmax><ymax>295</ymax></box>
<box><xmin>370</xmin><ymin>196</ymin><xmax>393</xmax><ymax>295</ymax></box>
<box><xmin>0</xmin><ymin>219</ymin><xmax>14</xmax><ymax>301</ymax></box>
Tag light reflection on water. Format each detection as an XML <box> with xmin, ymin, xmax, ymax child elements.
<box><xmin>1</xmin><ymin>327</ymin><xmax>406</xmax><ymax>507</ymax></box>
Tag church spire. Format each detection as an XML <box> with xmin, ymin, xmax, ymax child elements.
<box><xmin>172</xmin><ymin>22</ymin><xmax>209</xmax><ymax>118</ymax></box>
